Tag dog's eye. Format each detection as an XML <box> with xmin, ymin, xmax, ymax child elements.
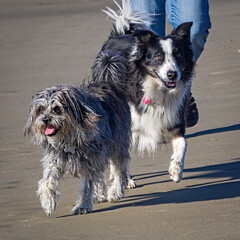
<box><xmin>154</xmin><ymin>55</ymin><xmax>163</xmax><ymax>61</ymax></box>
<box><xmin>37</xmin><ymin>106</ymin><xmax>45</xmax><ymax>115</ymax></box>
<box><xmin>53</xmin><ymin>106</ymin><xmax>62</xmax><ymax>115</ymax></box>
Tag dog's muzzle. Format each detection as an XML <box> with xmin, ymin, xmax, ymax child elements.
<box><xmin>153</xmin><ymin>70</ymin><xmax>178</xmax><ymax>90</ymax></box>
<box><xmin>42</xmin><ymin>116</ymin><xmax>59</xmax><ymax>136</ymax></box>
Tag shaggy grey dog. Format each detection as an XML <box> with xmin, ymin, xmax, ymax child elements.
<box><xmin>24</xmin><ymin>54</ymin><xmax>134</xmax><ymax>215</ymax></box>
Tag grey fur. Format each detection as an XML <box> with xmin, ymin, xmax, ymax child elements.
<box><xmin>25</xmin><ymin>83</ymin><xmax>132</xmax><ymax>215</ymax></box>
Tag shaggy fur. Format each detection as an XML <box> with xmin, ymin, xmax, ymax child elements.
<box><xmin>25</xmin><ymin>57</ymin><xmax>134</xmax><ymax>215</ymax></box>
<box><xmin>93</xmin><ymin>0</ymin><xmax>195</xmax><ymax>183</ymax></box>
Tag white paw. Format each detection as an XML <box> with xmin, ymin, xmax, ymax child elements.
<box><xmin>72</xmin><ymin>206</ymin><xmax>92</xmax><ymax>215</ymax></box>
<box><xmin>127</xmin><ymin>178</ymin><xmax>136</xmax><ymax>189</ymax></box>
<box><xmin>38</xmin><ymin>189</ymin><xmax>58</xmax><ymax>215</ymax></box>
<box><xmin>107</xmin><ymin>187</ymin><xmax>123</xmax><ymax>202</ymax></box>
<box><xmin>170</xmin><ymin>136</ymin><xmax>186</xmax><ymax>183</ymax></box>
<box><xmin>93</xmin><ymin>194</ymin><xmax>107</xmax><ymax>203</ymax></box>
<box><xmin>169</xmin><ymin>157</ymin><xmax>183</xmax><ymax>183</ymax></box>
<box><xmin>41</xmin><ymin>194</ymin><xmax>57</xmax><ymax>215</ymax></box>
<box><xmin>38</xmin><ymin>179</ymin><xmax>59</xmax><ymax>215</ymax></box>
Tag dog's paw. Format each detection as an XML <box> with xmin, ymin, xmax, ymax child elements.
<box><xmin>39</xmin><ymin>191</ymin><xmax>58</xmax><ymax>215</ymax></box>
<box><xmin>42</xmin><ymin>196</ymin><xmax>57</xmax><ymax>216</ymax></box>
<box><xmin>107</xmin><ymin>187</ymin><xmax>123</xmax><ymax>202</ymax></box>
<box><xmin>93</xmin><ymin>194</ymin><xmax>107</xmax><ymax>203</ymax></box>
<box><xmin>72</xmin><ymin>206</ymin><xmax>92</xmax><ymax>215</ymax></box>
<box><xmin>169</xmin><ymin>157</ymin><xmax>183</xmax><ymax>183</ymax></box>
<box><xmin>38</xmin><ymin>179</ymin><xmax>59</xmax><ymax>215</ymax></box>
<box><xmin>127</xmin><ymin>178</ymin><xmax>136</xmax><ymax>189</ymax></box>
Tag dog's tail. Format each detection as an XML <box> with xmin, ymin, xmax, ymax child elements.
<box><xmin>92</xmin><ymin>50</ymin><xmax>130</xmax><ymax>93</ymax></box>
<box><xmin>102</xmin><ymin>0</ymin><xmax>149</xmax><ymax>35</ymax></box>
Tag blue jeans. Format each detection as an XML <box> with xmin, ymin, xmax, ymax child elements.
<box><xmin>130</xmin><ymin>0</ymin><xmax>211</xmax><ymax>62</ymax></box>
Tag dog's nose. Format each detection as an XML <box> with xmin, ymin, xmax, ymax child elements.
<box><xmin>167</xmin><ymin>71</ymin><xmax>177</xmax><ymax>80</ymax></box>
<box><xmin>42</xmin><ymin>116</ymin><xmax>51</xmax><ymax>124</ymax></box>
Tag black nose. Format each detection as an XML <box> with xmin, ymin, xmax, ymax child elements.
<box><xmin>42</xmin><ymin>116</ymin><xmax>51</xmax><ymax>124</ymax></box>
<box><xmin>167</xmin><ymin>71</ymin><xmax>177</xmax><ymax>80</ymax></box>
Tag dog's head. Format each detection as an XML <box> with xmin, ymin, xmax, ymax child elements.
<box><xmin>134</xmin><ymin>22</ymin><xmax>194</xmax><ymax>90</ymax></box>
<box><xmin>24</xmin><ymin>85</ymin><xmax>99</xmax><ymax>147</ymax></box>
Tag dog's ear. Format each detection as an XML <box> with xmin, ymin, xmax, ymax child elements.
<box><xmin>171</xmin><ymin>22</ymin><xmax>193</xmax><ymax>42</ymax></box>
<box><xmin>24</xmin><ymin>88</ymin><xmax>54</xmax><ymax>137</ymax></box>
<box><xmin>133</xmin><ymin>29</ymin><xmax>158</xmax><ymax>43</ymax></box>
<box><xmin>24</xmin><ymin>93</ymin><xmax>41</xmax><ymax>136</ymax></box>
<box><xmin>132</xmin><ymin>30</ymin><xmax>158</xmax><ymax>61</ymax></box>
<box><xmin>24</xmin><ymin>107</ymin><xmax>34</xmax><ymax>136</ymax></box>
<box><xmin>60</xmin><ymin>87</ymin><xmax>99</xmax><ymax>129</ymax></box>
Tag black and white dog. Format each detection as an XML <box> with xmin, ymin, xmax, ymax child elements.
<box><xmin>93</xmin><ymin>0</ymin><xmax>195</xmax><ymax>183</ymax></box>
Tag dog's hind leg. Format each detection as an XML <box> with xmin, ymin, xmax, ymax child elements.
<box><xmin>93</xmin><ymin>173</ymin><xmax>106</xmax><ymax>203</ymax></box>
<box><xmin>37</xmin><ymin>161</ymin><xmax>61</xmax><ymax>215</ymax></box>
<box><xmin>107</xmin><ymin>163</ymin><xmax>124</xmax><ymax>202</ymax></box>
<box><xmin>109</xmin><ymin>160</ymin><xmax>115</xmax><ymax>181</ymax></box>
<box><xmin>126</xmin><ymin>170</ymin><xmax>136</xmax><ymax>189</ymax></box>
<box><xmin>108</xmin><ymin>151</ymin><xmax>134</xmax><ymax>202</ymax></box>
<box><xmin>169</xmin><ymin>135</ymin><xmax>187</xmax><ymax>183</ymax></box>
<box><xmin>72</xmin><ymin>174</ymin><xmax>97</xmax><ymax>214</ymax></box>
<box><xmin>109</xmin><ymin>159</ymin><xmax>135</xmax><ymax>190</ymax></box>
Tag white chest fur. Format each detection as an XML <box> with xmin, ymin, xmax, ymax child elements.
<box><xmin>131</xmin><ymin>76</ymin><xmax>190</xmax><ymax>152</ymax></box>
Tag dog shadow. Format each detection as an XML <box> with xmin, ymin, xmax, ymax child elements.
<box><xmin>185</xmin><ymin>124</ymin><xmax>240</xmax><ymax>139</ymax></box>
<box><xmin>57</xmin><ymin>124</ymin><xmax>240</xmax><ymax>217</ymax></box>
<box><xmin>91</xmin><ymin>159</ymin><xmax>240</xmax><ymax>214</ymax></box>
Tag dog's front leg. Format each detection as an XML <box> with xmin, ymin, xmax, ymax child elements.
<box><xmin>37</xmin><ymin>160</ymin><xmax>61</xmax><ymax>215</ymax></box>
<box><xmin>72</xmin><ymin>175</ymin><xmax>94</xmax><ymax>215</ymax></box>
<box><xmin>169</xmin><ymin>129</ymin><xmax>187</xmax><ymax>183</ymax></box>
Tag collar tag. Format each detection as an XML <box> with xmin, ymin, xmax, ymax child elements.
<box><xmin>143</xmin><ymin>96</ymin><xmax>150</xmax><ymax>104</ymax></box>
<box><xmin>143</xmin><ymin>96</ymin><xmax>156</xmax><ymax>104</ymax></box>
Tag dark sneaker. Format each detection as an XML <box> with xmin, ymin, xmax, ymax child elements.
<box><xmin>185</xmin><ymin>93</ymin><xmax>199</xmax><ymax>128</ymax></box>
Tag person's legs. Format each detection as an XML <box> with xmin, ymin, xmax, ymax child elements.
<box><xmin>130</xmin><ymin>0</ymin><xmax>166</xmax><ymax>37</ymax></box>
<box><xmin>166</xmin><ymin>0</ymin><xmax>211</xmax><ymax>62</ymax></box>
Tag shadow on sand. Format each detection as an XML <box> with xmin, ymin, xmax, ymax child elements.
<box><xmin>90</xmin><ymin>159</ymin><xmax>240</xmax><ymax>214</ymax></box>
<box><xmin>57</xmin><ymin>124</ymin><xmax>240</xmax><ymax>217</ymax></box>
<box><xmin>186</xmin><ymin>124</ymin><xmax>240</xmax><ymax>139</ymax></box>
<box><xmin>57</xmin><ymin>160</ymin><xmax>240</xmax><ymax>217</ymax></box>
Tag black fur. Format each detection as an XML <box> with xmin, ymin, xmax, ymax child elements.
<box><xmin>93</xmin><ymin>21</ymin><xmax>194</xmax><ymax>127</ymax></box>
<box><xmin>92</xmin><ymin>2</ymin><xmax>196</xmax><ymax>182</ymax></box>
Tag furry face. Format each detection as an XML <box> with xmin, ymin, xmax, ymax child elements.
<box><xmin>25</xmin><ymin>83</ymin><xmax>134</xmax><ymax>215</ymax></box>
<box><xmin>25</xmin><ymin>86</ymin><xmax>98</xmax><ymax>147</ymax></box>
<box><xmin>26</xmin><ymin>93</ymin><xmax>68</xmax><ymax>144</ymax></box>
<box><xmin>133</xmin><ymin>22</ymin><xmax>193</xmax><ymax>92</ymax></box>
<box><xmin>140</xmin><ymin>37</ymin><xmax>186</xmax><ymax>89</ymax></box>
<box><xmin>33</xmin><ymin>101</ymin><xmax>67</xmax><ymax>138</ymax></box>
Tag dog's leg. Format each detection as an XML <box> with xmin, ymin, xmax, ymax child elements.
<box><xmin>72</xmin><ymin>175</ymin><xmax>95</xmax><ymax>214</ymax></box>
<box><xmin>108</xmin><ymin>153</ymin><xmax>134</xmax><ymax>201</ymax></box>
<box><xmin>169</xmin><ymin>134</ymin><xmax>187</xmax><ymax>183</ymax></box>
<box><xmin>93</xmin><ymin>173</ymin><xmax>106</xmax><ymax>203</ymax></box>
<box><xmin>126</xmin><ymin>164</ymin><xmax>136</xmax><ymax>189</ymax></box>
<box><xmin>107</xmin><ymin>164</ymin><xmax>124</xmax><ymax>202</ymax></box>
<box><xmin>37</xmin><ymin>162</ymin><xmax>61</xmax><ymax>215</ymax></box>
<box><xmin>109</xmin><ymin>160</ymin><xmax>115</xmax><ymax>181</ymax></box>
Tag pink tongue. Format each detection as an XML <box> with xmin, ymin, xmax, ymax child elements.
<box><xmin>167</xmin><ymin>82</ymin><xmax>176</xmax><ymax>87</ymax></box>
<box><xmin>45</xmin><ymin>126</ymin><xmax>55</xmax><ymax>135</ymax></box>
